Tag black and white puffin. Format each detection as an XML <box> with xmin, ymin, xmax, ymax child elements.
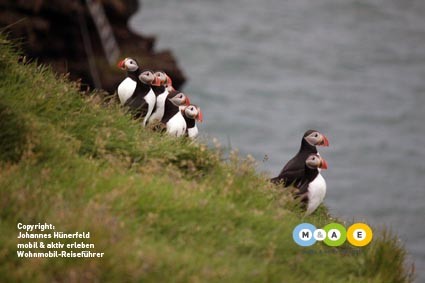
<box><xmin>147</xmin><ymin>71</ymin><xmax>172</xmax><ymax>124</ymax></box>
<box><xmin>161</xmin><ymin>97</ymin><xmax>187</xmax><ymax>137</ymax></box>
<box><xmin>137</xmin><ymin>71</ymin><xmax>158</xmax><ymax>126</ymax></box>
<box><xmin>117</xmin><ymin>58</ymin><xmax>157</xmax><ymax>126</ymax></box>
<box><xmin>117</xmin><ymin>57</ymin><xmax>140</xmax><ymax>105</ymax></box>
<box><xmin>181</xmin><ymin>104</ymin><xmax>203</xmax><ymax>139</ymax></box>
<box><xmin>295</xmin><ymin>154</ymin><xmax>328</xmax><ymax>216</ymax></box>
<box><xmin>271</xmin><ymin>130</ymin><xmax>329</xmax><ymax>186</ymax></box>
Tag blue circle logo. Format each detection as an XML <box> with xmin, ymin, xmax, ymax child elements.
<box><xmin>293</xmin><ymin>223</ymin><xmax>317</xmax><ymax>247</ymax></box>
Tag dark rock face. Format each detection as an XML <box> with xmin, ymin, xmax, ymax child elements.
<box><xmin>0</xmin><ymin>0</ymin><xmax>186</xmax><ymax>92</ymax></box>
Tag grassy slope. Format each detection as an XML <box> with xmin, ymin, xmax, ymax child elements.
<box><xmin>0</xmin><ymin>36</ymin><xmax>414</xmax><ymax>283</ymax></box>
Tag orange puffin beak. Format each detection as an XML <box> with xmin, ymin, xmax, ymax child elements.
<box><xmin>320</xmin><ymin>157</ymin><xmax>328</xmax><ymax>170</ymax></box>
<box><xmin>151</xmin><ymin>76</ymin><xmax>161</xmax><ymax>86</ymax></box>
<box><xmin>185</xmin><ymin>96</ymin><xmax>191</xmax><ymax>106</ymax></box>
<box><xmin>197</xmin><ymin>109</ymin><xmax>203</xmax><ymax>122</ymax></box>
<box><xmin>117</xmin><ymin>59</ymin><xmax>125</xmax><ymax>70</ymax></box>
<box><xmin>320</xmin><ymin>135</ymin><xmax>329</xmax><ymax>147</ymax></box>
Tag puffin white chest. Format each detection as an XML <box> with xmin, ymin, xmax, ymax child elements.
<box><xmin>306</xmin><ymin>173</ymin><xmax>327</xmax><ymax>215</ymax></box>
<box><xmin>187</xmin><ymin>125</ymin><xmax>199</xmax><ymax>139</ymax></box>
<box><xmin>166</xmin><ymin>112</ymin><xmax>187</xmax><ymax>137</ymax></box>
<box><xmin>142</xmin><ymin>90</ymin><xmax>157</xmax><ymax>126</ymax></box>
<box><xmin>148</xmin><ymin>91</ymin><xmax>168</xmax><ymax>123</ymax></box>
<box><xmin>117</xmin><ymin>78</ymin><xmax>137</xmax><ymax>105</ymax></box>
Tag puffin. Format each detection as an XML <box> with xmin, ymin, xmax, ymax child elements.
<box><xmin>116</xmin><ymin>58</ymin><xmax>157</xmax><ymax>126</ymax></box>
<box><xmin>147</xmin><ymin>71</ymin><xmax>172</xmax><ymax>124</ymax></box>
<box><xmin>137</xmin><ymin>71</ymin><xmax>158</xmax><ymax>126</ymax></box>
<box><xmin>295</xmin><ymin>154</ymin><xmax>328</xmax><ymax>216</ymax></box>
<box><xmin>161</xmin><ymin>97</ymin><xmax>187</xmax><ymax>137</ymax></box>
<box><xmin>181</xmin><ymin>104</ymin><xmax>203</xmax><ymax>139</ymax></box>
<box><xmin>117</xmin><ymin>57</ymin><xmax>146</xmax><ymax>105</ymax></box>
<box><xmin>271</xmin><ymin>130</ymin><xmax>329</xmax><ymax>186</ymax></box>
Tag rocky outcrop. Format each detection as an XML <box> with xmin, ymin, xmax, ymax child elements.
<box><xmin>0</xmin><ymin>0</ymin><xmax>186</xmax><ymax>92</ymax></box>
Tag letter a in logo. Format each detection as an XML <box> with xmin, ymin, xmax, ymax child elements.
<box><xmin>323</xmin><ymin>223</ymin><xmax>346</xmax><ymax>247</ymax></box>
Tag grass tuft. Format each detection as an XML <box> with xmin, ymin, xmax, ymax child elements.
<box><xmin>0</xmin><ymin>103</ymin><xmax>27</xmax><ymax>163</ymax></box>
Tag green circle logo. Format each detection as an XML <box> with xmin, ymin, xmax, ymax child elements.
<box><xmin>323</xmin><ymin>223</ymin><xmax>347</xmax><ymax>246</ymax></box>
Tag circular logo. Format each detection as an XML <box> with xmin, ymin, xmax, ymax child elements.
<box><xmin>323</xmin><ymin>223</ymin><xmax>347</xmax><ymax>246</ymax></box>
<box><xmin>347</xmin><ymin>223</ymin><xmax>373</xmax><ymax>247</ymax></box>
<box><xmin>313</xmin><ymin>229</ymin><xmax>326</xmax><ymax>241</ymax></box>
<box><xmin>293</xmin><ymin>223</ymin><xmax>317</xmax><ymax>247</ymax></box>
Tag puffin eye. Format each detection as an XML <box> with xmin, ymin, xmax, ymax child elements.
<box><xmin>315</xmin><ymin>134</ymin><xmax>318</xmax><ymax>137</ymax></box>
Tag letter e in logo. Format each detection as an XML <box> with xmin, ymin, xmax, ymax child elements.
<box><xmin>347</xmin><ymin>223</ymin><xmax>373</xmax><ymax>247</ymax></box>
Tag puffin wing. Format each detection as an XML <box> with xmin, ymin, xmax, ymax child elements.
<box><xmin>295</xmin><ymin>178</ymin><xmax>310</xmax><ymax>195</ymax></box>
<box><xmin>271</xmin><ymin>166</ymin><xmax>305</xmax><ymax>187</ymax></box>
<box><xmin>124</xmin><ymin>95</ymin><xmax>148</xmax><ymax>118</ymax></box>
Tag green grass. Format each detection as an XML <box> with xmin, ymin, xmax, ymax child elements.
<box><xmin>0</xmin><ymin>35</ymin><xmax>415</xmax><ymax>283</ymax></box>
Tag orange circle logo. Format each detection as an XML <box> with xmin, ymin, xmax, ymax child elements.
<box><xmin>347</xmin><ymin>223</ymin><xmax>373</xmax><ymax>247</ymax></box>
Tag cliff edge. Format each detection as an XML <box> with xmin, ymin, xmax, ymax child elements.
<box><xmin>0</xmin><ymin>0</ymin><xmax>186</xmax><ymax>92</ymax></box>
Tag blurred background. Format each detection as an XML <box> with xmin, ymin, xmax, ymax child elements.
<box><xmin>130</xmin><ymin>0</ymin><xmax>425</xmax><ymax>280</ymax></box>
<box><xmin>1</xmin><ymin>0</ymin><xmax>424</xmax><ymax>281</ymax></box>
<box><xmin>0</xmin><ymin>0</ymin><xmax>186</xmax><ymax>91</ymax></box>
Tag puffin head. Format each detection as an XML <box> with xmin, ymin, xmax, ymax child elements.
<box><xmin>305</xmin><ymin>154</ymin><xmax>328</xmax><ymax>170</ymax></box>
<box><xmin>152</xmin><ymin>71</ymin><xmax>167</xmax><ymax>86</ymax></box>
<box><xmin>169</xmin><ymin>91</ymin><xmax>191</xmax><ymax>107</ymax></box>
<box><xmin>183</xmin><ymin>104</ymin><xmax>203</xmax><ymax>122</ymax></box>
<box><xmin>303</xmin><ymin>130</ymin><xmax>329</xmax><ymax>147</ymax></box>
<box><xmin>152</xmin><ymin>71</ymin><xmax>175</xmax><ymax>89</ymax></box>
<box><xmin>138</xmin><ymin>70</ymin><xmax>157</xmax><ymax>85</ymax></box>
<box><xmin>117</xmin><ymin>57</ymin><xmax>139</xmax><ymax>72</ymax></box>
